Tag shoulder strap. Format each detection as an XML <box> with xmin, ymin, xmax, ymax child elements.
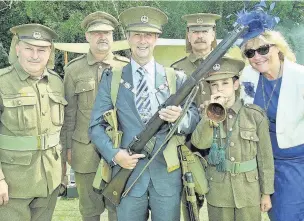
<box><xmin>165</xmin><ymin>67</ymin><xmax>176</xmax><ymax>95</ymax></box>
<box><xmin>110</xmin><ymin>67</ymin><xmax>123</xmax><ymax>107</ymax></box>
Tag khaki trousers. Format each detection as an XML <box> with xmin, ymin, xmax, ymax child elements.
<box><xmin>207</xmin><ymin>203</ymin><xmax>261</xmax><ymax>221</ymax></box>
<box><xmin>0</xmin><ymin>187</ymin><xmax>59</xmax><ymax>221</ymax></box>
<box><xmin>74</xmin><ymin>172</ymin><xmax>117</xmax><ymax>221</ymax></box>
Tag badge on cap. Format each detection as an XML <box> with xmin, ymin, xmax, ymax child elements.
<box><xmin>197</xmin><ymin>18</ymin><xmax>204</xmax><ymax>24</ymax></box>
<box><xmin>141</xmin><ymin>15</ymin><xmax>149</xmax><ymax>23</ymax></box>
<box><xmin>32</xmin><ymin>31</ymin><xmax>42</xmax><ymax>39</ymax></box>
<box><xmin>213</xmin><ymin>64</ymin><xmax>221</xmax><ymax>71</ymax></box>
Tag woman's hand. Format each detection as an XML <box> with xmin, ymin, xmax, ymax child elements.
<box><xmin>260</xmin><ymin>194</ymin><xmax>272</xmax><ymax>212</ymax></box>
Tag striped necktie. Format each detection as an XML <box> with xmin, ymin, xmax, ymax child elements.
<box><xmin>135</xmin><ymin>67</ymin><xmax>152</xmax><ymax>124</ymax></box>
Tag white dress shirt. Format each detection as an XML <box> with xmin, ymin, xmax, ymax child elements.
<box><xmin>131</xmin><ymin>58</ymin><xmax>159</xmax><ymax>115</ymax></box>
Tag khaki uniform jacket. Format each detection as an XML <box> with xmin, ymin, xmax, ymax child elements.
<box><xmin>191</xmin><ymin>100</ymin><xmax>274</xmax><ymax>208</ymax></box>
<box><xmin>171</xmin><ymin>52</ymin><xmax>211</xmax><ymax>105</ymax></box>
<box><xmin>0</xmin><ymin>62</ymin><xmax>66</xmax><ymax>198</ymax></box>
<box><xmin>61</xmin><ymin>51</ymin><xmax>129</xmax><ymax>173</ymax></box>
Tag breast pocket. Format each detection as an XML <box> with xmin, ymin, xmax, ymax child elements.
<box><xmin>240</xmin><ymin>129</ymin><xmax>259</xmax><ymax>156</ymax></box>
<box><xmin>2</xmin><ymin>95</ymin><xmax>37</xmax><ymax>131</ymax></box>
<box><xmin>75</xmin><ymin>80</ymin><xmax>95</xmax><ymax>110</ymax></box>
<box><xmin>48</xmin><ymin>93</ymin><xmax>67</xmax><ymax>126</ymax></box>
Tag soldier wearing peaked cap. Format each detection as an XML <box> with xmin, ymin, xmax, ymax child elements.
<box><xmin>171</xmin><ymin>13</ymin><xmax>221</xmax><ymax>106</ymax></box>
<box><xmin>89</xmin><ymin>6</ymin><xmax>199</xmax><ymax>221</ymax></box>
<box><xmin>0</xmin><ymin>24</ymin><xmax>66</xmax><ymax>221</ymax></box>
<box><xmin>191</xmin><ymin>54</ymin><xmax>274</xmax><ymax>221</ymax></box>
<box><xmin>60</xmin><ymin>11</ymin><xmax>129</xmax><ymax>221</ymax></box>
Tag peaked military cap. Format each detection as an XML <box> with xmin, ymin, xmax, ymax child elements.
<box><xmin>81</xmin><ymin>11</ymin><xmax>119</xmax><ymax>32</ymax></box>
<box><xmin>182</xmin><ymin>13</ymin><xmax>221</xmax><ymax>31</ymax></box>
<box><xmin>205</xmin><ymin>56</ymin><xmax>245</xmax><ymax>81</ymax></box>
<box><xmin>119</xmin><ymin>6</ymin><xmax>168</xmax><ymax>34</ymax></box>
<box><xmin>10</xmin><ymin>24</ymin><xmax>57</xmax><ymax>47</ymax></box>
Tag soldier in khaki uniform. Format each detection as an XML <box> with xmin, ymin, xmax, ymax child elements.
<box><xmin>191</xmin><ymin>55</ymin><xmax>275</xmax><ymax>221</ymax></box>
<box><xmin>0</xmin><ymin>24</ymin><xmax>65</xmax><ymax>221</ymax></box>
<box><xmin>171</xmin><ymin>13</ymin><xmax>221</xmax><ymax>105</ymax></box>
<box><xmin>61</xmin><ymin>11</ymin><xmax>129</xmax><ymax>221</ymax></box>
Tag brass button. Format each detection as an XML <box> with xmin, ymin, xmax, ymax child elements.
<box><xmin>250</xmin><ymin>136</ymin><xmax>254</xmax><ymax>140</ymax></box>
<box><xmin>113</xmin><ymin>191</ymin><xmax>117</xmax><ymax>196</ymax></box>
<box><xmin>18</xmin><ymin>100</ymin><xmax>22</xmax><ymax>105</ymax></box>
<box><xmin>229</xmin><ymin>128</ymin><xmax>233</xmax><ymax>132</ymax></box>
<box><xmin>98</xmin><ymin>65</ymin><xmax>102</xmax><ymax>69</ymax></box>
<box><xmin>230</xmin><ymin>142</ymin><xmax>235</xmax><ymax>147</ymax></box>
<box><xmin>255</xmin><ymin>176</ymin><xmax>259</xmax><ymax>180</ymax></box>
<box><xmin>210</xmin><ymin>177</ymin><xmax>213</xmax><ymax>181</ymax></box>
<box><xmin>228</xmin><ymin>115</ymin><xmax>233</xmax><ymax>119</ymax></box>
<box><xmin>230</xmin><ymin>157</ymin><xmax>235</xmax><ymax>162</ymax></box>
<box><xmin>10</xmin><ymin>158</ymin><xmax>14</xmax><ymax>162</ymax></box>
<box><xmin>82</xmin><ymin>89</ymin><xmax>85</xmax><ymax>92</ymax></box>
<box><xmin>202</xmin><ymin>91</ymin><xmax>206</xmax><ymax>95</ymax></box>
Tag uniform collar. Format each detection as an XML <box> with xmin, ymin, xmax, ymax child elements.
<box><xmin>188</xmin><ymin>51</ymin><xmax>212</xmax><ymax>63</ymax></box>
<box><xmin>229</xmin><ymin>99</ymin><xmax>243</xmax><ymax>115</ymax></box>
<box><xmin>87</xmin><ymin>50</ymin><xmax>114</xmax><ymax>66</ymax></box>
<box><xmin>14</xmin><ymin>61</ymin><xmax>49</xmax><ymax>81</ymax></box>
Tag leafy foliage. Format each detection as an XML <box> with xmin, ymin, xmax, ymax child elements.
<box><xmin>0</xmin><ymin>0</ymin><xmax>303</xmax><ymax>71</ymax></box>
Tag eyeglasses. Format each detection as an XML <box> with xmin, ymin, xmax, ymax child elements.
<box><xmin>244</xmin><ymin>44</ymin><xmax>274</xmax><ymax>58</ymax></box>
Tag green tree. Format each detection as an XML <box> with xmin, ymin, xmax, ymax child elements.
<box><xmin>0</xmin><ymin>0</ymin><xmax>303</xmax><ymax>70</ymax></box>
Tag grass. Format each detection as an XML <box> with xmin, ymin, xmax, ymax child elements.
<box><xmin>52</xmin><ymin>197</ymin><xmax>270</xmax><ymax>221</ymax></box>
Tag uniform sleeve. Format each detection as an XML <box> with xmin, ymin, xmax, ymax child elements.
<box><xmin>256</xmin><ymin>115</ymin><xmax>275</xmax><ymax>195</ymax></box>
<box><xmin>0</xmin><ymin>93</ymin><xmax>5</xmax><ymax>180</ymax></box>
<box><xmin>88</xmin><ymin>73</ymin><xmax>120</xmax><ymax>164</ymax></box>
<box><xmin>61</xmin><ymin>71</ymin><xmax>77</xmax><ymax>151</ymax></box>
<box><xmin>191</xmin><ymin>117</ymin><xmax>214</xmax><ymax>150</ymax></box>
<box><xmin>175</xmin><ymin>72</ymin><xmax>200</xmax><ymax>135</ymax></box>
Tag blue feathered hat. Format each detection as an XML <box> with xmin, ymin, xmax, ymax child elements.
<box><xmin>235</xmin><ymin>0</ymin><xmax>280</xmax><ymax>42</ymax></box>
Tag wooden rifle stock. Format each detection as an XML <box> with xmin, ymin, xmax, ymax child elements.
<box><xmin>102</xmin><ymin>24</ymin><xmax>247</xmax><ymax>206</ymax></box>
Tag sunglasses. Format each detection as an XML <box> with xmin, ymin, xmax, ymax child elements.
<box><xmin>244</xmin><ymin>44</ymin><xmax>274</xmax><ymax>58</ymax></box>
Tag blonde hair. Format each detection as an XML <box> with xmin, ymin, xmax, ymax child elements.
<box><xmin>242</xmin><ymin>30</ymin><xmax>296</xmax><ymax>62</ymax></box>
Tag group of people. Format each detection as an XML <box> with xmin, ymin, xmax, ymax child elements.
<box><xmin>0</xmin><ymin>5</ymin><xmax>303</xmax><ymax>221</ymax></box>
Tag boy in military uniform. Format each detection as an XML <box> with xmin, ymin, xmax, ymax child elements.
<box><xmin>191</xmin><ymin>55</ymin><xmax>274</xmax><ymax>221</ymax></box>
<box><xmin>171</xmin><ymin>13</ymin><xmax>221</xmax><ymax>105</ymax></box>
<box><xmin>89</xmin><ymin>6</ymin><xmax>199</xmax><ymax>221</ymax></box>
<box><xmin>61</xmin><ymin>11</ymin><xmax>129</xmax><ymax>221</ymax></box>
<box><xmin>0</xmin><ymin>24</ymin><xmax>65</xmax><ymax>221</ymax></box>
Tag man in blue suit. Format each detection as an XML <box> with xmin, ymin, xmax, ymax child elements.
<box><xmin>89</xmin><ymin>6</ymin><xmax>199</xmax><ymax>221</ymax></box>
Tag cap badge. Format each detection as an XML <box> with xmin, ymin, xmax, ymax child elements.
<box><xmin>213</xmin><ymin>64</ymin><xmax>221</xmax><ymax>71</ymax></box>
<box><xmin>141</xmin><ymin>15</ymin><xmax>149</xmax><ymax>23</ymax></box>
<box><xmin>32</xmin><ymin>32</ymin><xmax>42</xmax><ymax>39</ymax></box>
<box><xmin>197</xmin><ymin>18</ymin><xmax>204</xmax><ymax>24</ymax></box>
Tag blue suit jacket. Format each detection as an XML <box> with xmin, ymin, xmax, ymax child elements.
<box><xmin>89</xmin><ymin>62</ymin><xmax>199</xmax><ymax>197</ymax></box>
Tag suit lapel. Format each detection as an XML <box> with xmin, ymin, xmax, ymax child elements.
<box><xmin>121</xmin><ymin>63</ymin><xmax>144</xmax><ymax>126</ymax></box>
<box><xmin>155</xmin><ymin>63</ymin><xmax>170</xmax><ymax>106</ymax></box>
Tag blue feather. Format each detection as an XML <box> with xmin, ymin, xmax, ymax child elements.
<box><xmin>270</xmin><ymin>2</ymin><xmax>276</xmax><ymax>11</ymax></box>
<box><xmin>235</xmin><ymin>1</ymin><xmax>279</xmax><ymax>42</ymax></box>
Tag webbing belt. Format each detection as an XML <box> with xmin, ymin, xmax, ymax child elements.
<box><xmin>0</xmin><ymin>132</ymin><xmax>60</xmax><ymax>151</ymax></box>
<box><xmin>225</xmin><ymin>158</ymin><xmax>257</xmax><ymax>174</ymax></box>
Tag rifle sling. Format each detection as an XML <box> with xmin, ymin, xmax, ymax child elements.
<box><xmin>122</xmin><ymin>85</ymin><xmax>199</xmax><ymax>198</ymax></box>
